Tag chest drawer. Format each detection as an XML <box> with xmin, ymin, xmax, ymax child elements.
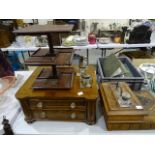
<box><xmin>29</xmin><ymin>99</ymin><xmax>86</xmax><ymax>111</ymax></box>
<box><xmin>32</xmin><ymin>110</ymin><xmax>85</xmax><ymax>121</ymax></box>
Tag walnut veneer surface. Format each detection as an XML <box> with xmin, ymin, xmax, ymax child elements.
<box><xmin>99</xmin><ymin>82</ymin><xmax>155</xmax><ymax>130</ymax></box>
<box><xmin>15</xmin><ymin>65</ymin><xmax>98</xmax><ymax>125</ymax></box>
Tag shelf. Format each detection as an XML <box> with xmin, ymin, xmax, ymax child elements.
<box><xmin>31</xmin><ymin>48</ymin><xmax>73</xmax><ymax>57</ymax></box>
<box><xmin>13</xmin><ymin>24</ymin><xmax>74</xmax><ymax>35</ymax></box>
<box><xmin>13</xmin><ymin>24</ymin><xmax>74</xmax><ymax>90</ymax></box>
<box><xmin>25</xmin><ymin>49</ymin><xmax>74</xmax><ymax>66</ymax></box>
<box><xmin>37</xmin><ymin>67</ymin><xmax>74</xmax><ymax>79</ymax></box>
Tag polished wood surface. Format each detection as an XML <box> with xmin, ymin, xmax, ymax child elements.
<box><xmin>99</xmin><ymin>82</ymin><xmax>148</xmax><ymax>130</ymax></box>
<box><xmin>25</xmin><ymin>49</ymin><xmax>74</xmax><ymax>66</ymax></box>
<box><xmin>16</xmin><ymin>65</ymin><xmax>98</xmax><ymax>124</ymax></box>
<box><xmin>31</xmin><ymin>67</ymin><xmax>74</xmax><ymax>89</ymax></box>
<box><xmin>0</xmin><ymin>20</ymin><xmax>16</xmax><ymax>48</ymax></box>
<box><xmin>13</xmin><ymin>24</ymin><xmax>73</xmax><ymax>55</ymax></box>
<box><xmin>32</xmin><ymin>71</ymin><xmax>74</xmax><ymax>90</ymax></box>
<box><xmin>13</xmin><ymin>24</ymin><xmax>74</xmax><ymax>35</ymax></box>
<box><xmin>0</xmin><ymin>29</ymin><xmax>11</xmax><ymax>48</ymax></box>
<box><xmin>14</xmin><ymin>24</ymin><xmax>74</xmax><ymax>89</ymax></box>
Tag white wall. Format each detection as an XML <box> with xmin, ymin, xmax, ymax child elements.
<box><xmin>23</xmin><ymin>19</ymin><xmax>53</xmax><ymax>24</ymax></box>
<box><xmin>38</xmin><ymin>19</ymin><xmax>53</xmax><ymax>25</ymax></box>
<box><xmin>24</xmin><ymin>19</ymin><xmax>129</xmax><ymax>33</ymax></box>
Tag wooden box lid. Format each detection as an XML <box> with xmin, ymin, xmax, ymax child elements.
<box><xmin>99</xmin><ymin>82</ymin><xmax>147</xmax><ymax>116</ymax></box>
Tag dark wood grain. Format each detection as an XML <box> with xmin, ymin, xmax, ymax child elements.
<box><xmin>32</xmin><ymin>72</ymin><xmax>74</xmax><ymax>90</ymax></box>
<box><xmin>25</xmin><ymin>49</ymin><xmax>74</xmax><ymax>66</ymax></box>
<box><xmin>13</xmin><ymin>24</ymin><xmax>73</xmax><ymax>55</ymax></box>
<box><xmin>16</xmin><ymin>65</ymin><xmax>98</xmax><ymax>124</ymax></box>
<box><xmin>99</xmin><ymin>82</ymin><xmax>148</xmax><ymax>130</ymax></box>
<box><xmin>25</xmin><ymin>48</ymin><xmax>74</xmax><ymax>89</ymax></box>
<box><xmin>13</xmin><ymin>24</ymin><xmax>74</xmax><ymax>35</ymax></box>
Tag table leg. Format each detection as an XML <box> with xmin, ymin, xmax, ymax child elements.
<box><xmin>101</xmin><ymin>49</ymin><xmax>107</xmax><ymax>57</ymax></box>
<box><xmin>86</xmin><ymin>100</ymin><xmax>96</xmax><ymax>125</ymax></box>
<box><xmin>21</xmin><ymin>51</ymin><xmax>25</xmax><ymax>62</ymax></box>
<box><xmin>20</xmin><ymin>51</ymin><xmax>28</xmax><ymax>70</ymax></box>
<box><xmin>101</xmin><ymin>49</ymin><xmax>103</xmax><ymax>57</ymax></box>
<box><xmin>28</xmin><ymin>50</ymin><xmax>31</xmax><ymax>57</ymax></box>
<box><xmin>86</xmin><ymin>49</ymin><xmax>89</xmax><ymax>65</ymax></box>
<box><xmin>104</xmin><ymin>49</ymin><xmax>107</xmax><ymax>57</ymax></box>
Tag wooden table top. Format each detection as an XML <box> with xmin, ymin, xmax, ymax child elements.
<box><xmin>13</xmin><ymin>24</ymin><xmax>73</xmax><ymax>35</ymax></box>
<box><xmin>15</xmin><ymin>65</ymin><xmax>98</xmax><ymax>100</ymax></box>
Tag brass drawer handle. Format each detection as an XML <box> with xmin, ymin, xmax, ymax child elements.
<box><xmin>40</xmin><ymin>112</ymin><xmax>46</xmax><ymax>118</ymax></box>
<box><xmin>70</xmin><ymin>113</ymin><xmax>76</xmax><ymax>119</ymax></box>
<box><xmin>70</xmin><ymin>102</ymin><xmax>76</xmax><ymax>109</ymax></box>
<box><xmin>37</xmin><ymin>102</ymin><xmax>43</xmax><ymax>108</ymax></box>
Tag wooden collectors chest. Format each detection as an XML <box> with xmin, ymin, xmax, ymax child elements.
<box><xmin>15</xmin><ymin>65</ymin><xmax>98</xmax><ymax>125</ymax></box>
<box><xmin>99</xmin><ymin>82</ymin><xmax>155</xmax><ymax>130</ymax></box>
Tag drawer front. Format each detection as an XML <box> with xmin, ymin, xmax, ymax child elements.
<box><xmin>32</xmin><ymin>110</ymin><xmax>85</xmax><ymax>121</ymax></box>
<box><xmin>29</xmin><ymin>99</ymin><xmax>86</xmax><ymax>111</ymax></box>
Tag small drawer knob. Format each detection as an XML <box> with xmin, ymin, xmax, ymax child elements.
<box><xmin>70</xmin><ymin>113</ymin><xmax>76</xmax><ymax>119</ymax></box>
<box><xmin>37</xmin><ymin>102</ymin><xmax>43</xmax><ymax>108</ymax></box>
<box><xmin>70</xmin><ymin>102</ymin><xmax>76</xmax><ymax>109</ymax></box>
<box><xmin>40</xmin><ymin>112</ymin><xmax>46</xmax><ymax>118</ymax></box>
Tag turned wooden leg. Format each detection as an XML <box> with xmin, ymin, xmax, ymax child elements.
<box><xmin>86</xmin><ymin>100</ymin><xmax>96</xmax><ymax>125</ymax></box>
<box><xmin>87</xmin><ymin>118</ymin><xmax>96</xmax><ymax>125</ymax></box>
<box><xmin>20</xmin><ymin>100</ymin><xmax>34</xmax><ymax>124</ymax></box>
<box><xmin>25</xmin><ymin>118</ymin><xmax>35</xmax><ymax>124</ymax></box>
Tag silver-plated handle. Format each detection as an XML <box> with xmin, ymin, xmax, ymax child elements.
<box><xmin>37</xmin><ymin>102</ymin><xmax>43</xmax><ymax>108</ymax></box>
<box><xmin>70</xmin><ymin>102</ymin><xmax>76</xmax><ymax>109</ymax></box>
<box><xmin>40</xmin><ymin>112</ymin><xmax>46</xmax><ymax>118</ymax></box>
<box><xmin>70</xmin><ymin>113</ymin><xmax>76</xmax><ymax>119</ymax></box>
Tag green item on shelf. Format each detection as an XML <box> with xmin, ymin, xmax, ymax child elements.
<box><xmin>63</xmin><ymin>35</ymin><xmax>75</xmax><ymax>46</ymax></box>
<box><xmin>102</xmin><ymin>54</ymin><xmax>131</xmax><ymax>77</ymax></box>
